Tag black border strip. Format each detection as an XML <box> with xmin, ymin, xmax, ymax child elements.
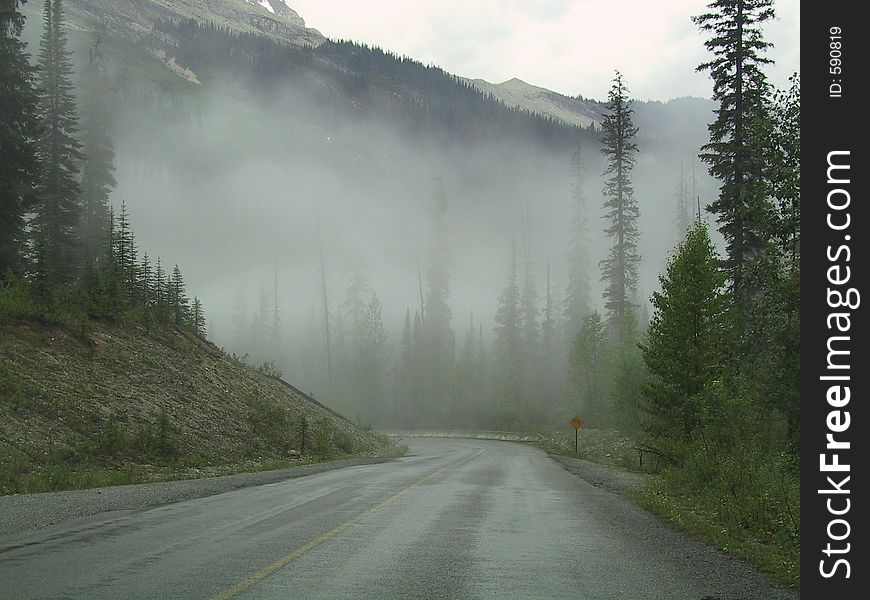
<box><xmin>801</xmin><ymin>2</ymin><xmax>866</xmax><ymax>595</ymax></box>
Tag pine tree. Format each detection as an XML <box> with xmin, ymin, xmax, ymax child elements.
<box><xmin>451</xmin><ymin>310</ymin><xmax>479</xmax><ymax>428</ymax></box>
<box><xmin>599</xmin><ymin>71</ymin><xmax>640</xmax><ymax>338</ymax></box>
<box><xmin>519</xmin><ymin>203</ymin><xmax>539</xmax><ymax>398</ymax></box>
<box><xmin>140</xmin><ymin>252</ymin><xmax>152</xmax><ymax>303</ymax></box>
<box><xmin>608</xmin><ymin>308</ymin><xmax>644</xmax><ymax>432</ymax></box>
<box><xmin>112</xmin><ymin>201</ymin><xmax>138</xmax><ymax>291</ymax></box>
<box><xmin>191</xmin><ymin>296</ymin><xmax>206</xmax><ymax>337</ymax></box>
<box><xmin>0</xmin><ymin>0</ymin><xmax>40</xmax><ymax>275</ymax></box>
<box><xmin>421</xmin><ymin>181</ymin><xmax>452</xmax><ymax>422</ymax></box>
<box><xmin>540</xmin><ymin>260</ymin><xmax>562</xmax><ymax>420</ymax></box>
<box><xmin>693</xmin><ymin>0</ymin><xmax>775</xmax><ymax>306</ymax></box>
<box><xmin>410</xmin><ymin>309</ymin><xmax>424</xmax><ymax>424</ymax></box>
<box><xmin>96</xmin><ymin>206</ymin><xmax>123</xmax><ymax>318</ymax></box>
<box><xmin>460</xmin><ymin>311</ymin><xmax>477</xmax><ymax>375</ymax></box>
<box><xmin>397</xmin><ymin>308</ymin><xmax>415</xmax><ymax>426</ymax></box>
<box><xmin>569</xmin><ymin>311</ymin><xmax>608</xmax><ymax>424</ymax></box>
<box><xmin>343</xmin><ymin>266</ymin><xmax>371</xmax><ymax>333</ymax></box>
<box><xmin>356</xmin><ymin>293</ymin><xmax>389</xmax><ymax>424</ymax></box>
<box><xmin>315</xmin><ymin>206</ymin><xmax>333</xmax><ymax>387</ymax></box>
<box><xmin>32</xmin><ymin>0</ymin><xmax>83</xmax><ymax>288</ymax></box>
<box><xmin>493</xmin><ymin>239</ymin><xmax>523</xmax><ymax>425</ymax></box>
<box><xmin>168</xmin><ymin>264</ymin><xmax>189</xmax><ymax>326</ymax></box>
<box><xmin>641</xmin><ymin>223</ymin><xmax>726</xmax><ymax>446</ymax></box>
<box><xmin>154</xmin><ymin>256</ymin><xmax>167</xmax><ymax>317</ymax></box>
<box><xmin>78</xmin><ymin>36</ymin><xmax>116</xmax><ymax>260</ymax></box>
<box><xmin>563</xmin><ymin>137</ymin><xmax>591</xmax><ymax>340</ymax></box>
<box><xmin>423</xmin><ymin>182</ymin><xmax>452</xmax><ymax>350</ymax></box>
<box><xmin>674</xmin><ymin>162</ymin><xmax>693</xmax><ymax>240</ymax></box>
<box><xmin>541</xmin><ymin>262</ymin><xmax>558</xmax><ymax>357</ymax></box>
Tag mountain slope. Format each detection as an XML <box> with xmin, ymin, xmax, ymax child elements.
<box><xmin>462</xmin><ymin>76</ymin><xmax>605</xmax><ymax>128</ymax></box>
<box><xmin>65</xmin><ymin>0</ymin><xmax>325</xmax><ymax>46</ymax></box>
<box><xmin>0</xmin><ymin>320</ymin><xmax>391</xmax><ymax>494</ymax></box>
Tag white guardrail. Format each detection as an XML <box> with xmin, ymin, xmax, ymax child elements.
<box><xmin>381</xmin><ymin>430</ymin><xmax>545</xmax><ymax>442</ymax></box>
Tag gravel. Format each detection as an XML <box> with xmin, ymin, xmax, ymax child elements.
<box><xmin>548</xmin><ymin>453</ymin><xmax>653</xmax><ymax>495</ymax></box>
<box><xmin>0</xmin><ymin>456</ymin><xmax>395</xmax><ymax>537</ymax></box>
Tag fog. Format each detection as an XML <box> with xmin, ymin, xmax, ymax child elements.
<box><xmin>23</xmin><ymin>10</ymin><xmax>720</xmax><ymax>428</ymax></box>
<box><xmin>107</xmin><ymin>85</ymin><xmax>716</xmax><ymax>331</ymax></box>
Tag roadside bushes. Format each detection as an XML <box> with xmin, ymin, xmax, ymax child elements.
<box><xmin>306</xmin><ymin>417</ymin><xmax>355</xmax><ymax>458</ymax></box>
<box><xmin>641</xmin><ymin>375</ymin><xmax>800</xmax><ymax>581</ymax></box>
<box><xmin>89</xmin><ymin>409</ymin><xmax>181</xmax><ymax>463</ymax></box>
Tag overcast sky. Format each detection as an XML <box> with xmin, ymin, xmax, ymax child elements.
<box><xmin>289</xmin><ymin>0</ymin><xmax>799</xmax><ymax>101</ymax></box>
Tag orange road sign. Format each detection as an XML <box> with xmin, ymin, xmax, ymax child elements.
<box><xmin>570</xmin><ymin>416</ymin><xmax>583</xmax><ymax>430</ymax></box>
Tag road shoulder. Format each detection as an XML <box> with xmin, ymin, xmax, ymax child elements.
<box><xmin>548</xmin><ymin>453</ymin><xmax>653</xmax><ymax>495</ymax></box>
<box><xmin>0</xmin><ymin>456</ymin><xmax>396</xmax><ymax>537</ymax></box>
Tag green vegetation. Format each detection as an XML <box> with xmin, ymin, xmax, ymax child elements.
<box><xmin>557</xmin><ymin>1</ymin><xmax>799</xmax><ymax>586</ymax></box>
<box><xmin>626</xmin><ymin>0</ymin><xmax>798</xmax><ymax>585</ymax></box>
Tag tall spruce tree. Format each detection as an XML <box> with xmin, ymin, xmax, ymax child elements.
<box><xmin>191</xmin><ymin>296</ymin><xmax>205</xmax><ymax>337</ymax></box>
<box><xmin>563</xmin><ymin>137</ymin><xmax>591</xmax><ymax>340</ymax></box>
<box><xmin>693</xmin><ymin>0</ymin><xmax>775</xmax><ymax>306</ymax></box>
<box><xmin>421</xmin><ymin>181</ymin><xmax>452</xmax><ymax>422</ymax></box>
<box><xmin>0</xmin><ymin>0</ymin><xmax>40</xmax><ymax>274</ymax></box>
<box><xmin>519</xmin><ymin>202</ymin><xmax>539</xmax><ymax>398</ymax></box>
<box><xmin>569</xmin><ymin>311</ymin><xmax>608</xmax><ymax>425</ymax></box>
<box><xmin>608</xmin><ymin>308</ymin><xmax>644</xmax><ymax>432</ymax></box>
<box><xmin>540</xmin><ymin>260</ymin><xmax>563</xmax><ymax>419</ymax></box>
<box><xmin>356</xmin><ymin>293</ymin><xmax>389</xmax><ymax>424</ymax></box>
<box><xmin>78</xmin><ymin>37</ymin><xmax>116</xmax><ymax>260</ymax></box>
<box><xmin>32</xmin><ymin>0</ymin><xmax>83</xmax><ymax>288</ymax></box>
<box><xmin>397</xmin><ymin>308</ymin><xmax>415</xmax><ymax>426</ymax></box>
<box><xmin>674</xmin><ymin>162</ymin><xmax>693</xmax><ymax>240</ymax></box>
<box><xmin>154</xmin><ymin>256</ymin><xmax>167</xmax><ymax>316</ymax></box>
<box><xmin>112</xmin><ymin>201</ymin><xmax>138</xmax><ymax>295</ymax></box>
<box><xmin>599</xmin><ymin>71</ymin><xmax>640</xmax><ymax>338</ymax></box>
<box><xmin>169</xmin><ymin>264</ymin><xmax>189</xmax><ymax>326</ymax></box>
<box><xmin>493</xmin><ymin>239</ymin><xmax>523</xmax><ymax>425</ymax></box>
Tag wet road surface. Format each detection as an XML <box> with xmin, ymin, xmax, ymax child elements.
<box><xmin>0</xmin><ymin>438</ymin><xmax>797</xmax><ymax>599</ymax></box>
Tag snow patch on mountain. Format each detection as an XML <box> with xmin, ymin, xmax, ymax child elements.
<box><xmin>244</xmin><ymin>0</ymin><xmax>308</xmax><ymax>29</ymax></box>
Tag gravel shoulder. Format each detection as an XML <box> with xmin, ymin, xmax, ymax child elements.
<box><xmin>548</xmin><ymin>453</ymin><xmax>654</xmax><ymax>495</ymax></box>
<box><xmin>0</xmin><ymin>456</ymin><xmax>395</xmax><ymax>537</ymax></box>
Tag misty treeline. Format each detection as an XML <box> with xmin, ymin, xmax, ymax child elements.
<box><xmin>1</xmin><ymin>0</ymin><xmax>205</xmax><ymax>335</ymax></box>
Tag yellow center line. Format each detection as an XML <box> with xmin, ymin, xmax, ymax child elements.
<box><xmin>211</xmin><ymin>448</ymin><xmax>485</xmax><ymax>600</ymax></box>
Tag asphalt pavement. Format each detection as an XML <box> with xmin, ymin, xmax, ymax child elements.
<box><xmin>0</xmin><ymin>438</ymin><xmax>798</xmax><ymax>599</ymax></box>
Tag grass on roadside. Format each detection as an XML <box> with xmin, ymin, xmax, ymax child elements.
<box><xmin>632</xmin><ymin>479</ymin><xmax>799</xmax><ymax>587</ymax></box>
<box><xmin>1</xmin><ymin>442</ymin><xmax>407</xmax><ymax>496</ymax></box>
<box><xmin>533</xmin><ymin>428</ymin><xmax>660</xmax><ymax>473</ymax></box>
<box><xmin>535</xmin><ymin>427</ymin><xmax>799</xmax><ymax>588</ymax></box>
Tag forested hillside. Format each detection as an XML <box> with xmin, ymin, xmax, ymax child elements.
<box><xmin>1</xmin><ymin>0</ymin><xmax>392</xmax><ymax>495</ymax></box>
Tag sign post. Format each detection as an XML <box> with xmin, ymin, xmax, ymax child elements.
<box><xmin>569</xmin><ymin>416</ymin><xmax>583</xmax><ymax>454</ymax></box>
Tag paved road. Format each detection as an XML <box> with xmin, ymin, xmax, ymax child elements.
<box><xmin>0</xmin><ymin>439</ymin><xmax>797</xmax><ymax>599</ymax></box>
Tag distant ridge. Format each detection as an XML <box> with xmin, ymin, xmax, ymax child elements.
<box><xmin>461</xmin><ymin>76</ymin><xmax>604</xmax><ymax>128</ymax></box>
